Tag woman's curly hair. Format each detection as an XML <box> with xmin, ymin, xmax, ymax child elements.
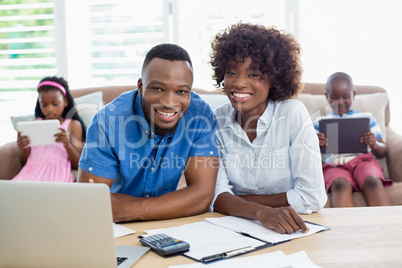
<box><xmin>210</xmin><ymin>22</ymin><xmax>303</xmax><ymax>101</ymax></box>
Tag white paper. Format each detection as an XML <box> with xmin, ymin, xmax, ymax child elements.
<box><xmin>206</xmin><ymin>216</ymin><xmax>326</xmax><ymax>243</ymax></box>
<box><xmin>146</xmin><ymin>221</ymin><xmax>265</xmax><ymax>260</ymax></box>
<box><xmin>113</xmin><ymin>223</ymin><xmax>135</xmax><ymax>238</ymax></box>
<box><xmin>286</xmin><ymin>250</ymin><xmax>322</xmax><ymax>268</ymax></box>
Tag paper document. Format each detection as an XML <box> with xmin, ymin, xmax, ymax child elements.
<box><xmin>206</xmin><ymin>216</ymin><xmax>327</xmax><ymax>243</ymax></box>
<box><xmin>113</xmin><ymin>223</ymin><xmax>135</xmax><ymax>238</ymax></box>
<box><xmin>147</xmin><ymin>221</ymin><xmax>265</xmax><ymax>261</ymax></box>
<box><xmin>146</xmin><ymin>216</ymin><xmax>329</xmax><ymax>263</ymax></box>
<box><xmin>168</xmin><ymin>250</ymin><xmax>321</xmax><ymax>268</ymax></box>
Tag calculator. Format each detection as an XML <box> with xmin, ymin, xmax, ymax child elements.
<box><xmin>139</xmin><ymin>233</ymin><xmax>190</xmax><ymax>257</ymax></box>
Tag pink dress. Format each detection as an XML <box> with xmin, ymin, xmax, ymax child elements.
<box><xmin>12</xmin><ymin>119</ymin><xmax>74</xmax><ymax>182</ymax></box>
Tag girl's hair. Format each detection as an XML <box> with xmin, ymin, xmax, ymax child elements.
<box><xmin>35</xmin><ymin>76</ymin><xmax>86</xmax><ymax>141</ymax></box>
<box><xmin>210</xmin><ymin>22</ymin><xmax>303</xmax><ymax>101</ymax></box>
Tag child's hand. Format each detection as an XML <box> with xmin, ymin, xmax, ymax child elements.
<box><xmin>54</xmin><ymin>127</ymin><xmax>70</xmax><ymax>148</ymax></box>
<box><xmin>16</xmin><ymin>131</ymin><xmax>30</xmax><ymax>150</ymax></box>
<box><xmin>317</xmin><ymin>132</ymin><xmax>327</xmax><ymax>147</ymax></box>
<box><xmin>361</xmin><ymin>131</ymin><xmax>376</xmax><ymax>148</ymax></box>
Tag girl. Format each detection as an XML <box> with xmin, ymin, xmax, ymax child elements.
<box><xmin>209</xmin><ymin>22</ymin><xmax>327</xmax><ymax>234</ymax></box>
<box><xmin>12</xmin><ymin>76</ymin><xmax>86</xmax><ymax>182</ymax></box>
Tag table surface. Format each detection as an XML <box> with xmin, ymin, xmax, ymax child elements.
<box><xmin>116</xmin><ymin>206</ymin><xmax>402</xmax><ymax>268</ymax></box>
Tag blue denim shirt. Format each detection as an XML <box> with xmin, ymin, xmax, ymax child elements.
<box><xmin>79</xmin><ymin>90</ymin><xmax>218</xmax><ymax>197</ymax></box>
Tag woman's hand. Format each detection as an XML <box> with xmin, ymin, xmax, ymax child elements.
<box><xmin>255</xmin><ymin>206</ymin><xmax>309</xmax><ymax>234</ymax></box>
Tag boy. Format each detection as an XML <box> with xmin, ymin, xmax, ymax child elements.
<box><xmin>314</xmin><ymin>72</ymin><xmax>392</xmax><ymax>207</ymax></box>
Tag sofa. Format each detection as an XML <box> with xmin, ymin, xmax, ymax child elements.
<box><xmin>1</xmin><ymin>83</ymin><xmax>401</xmax><ymax>208</ymax></box>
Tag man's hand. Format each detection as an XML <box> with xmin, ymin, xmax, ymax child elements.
<box><xmin>110</xmin><ymin>193</ymin><xmax>142</xmax><ymax>222</ymax></box>
<box><xmin>255</xmin><ymin>206</ymin><xmax>308</xmax><ymax>234</ymax></box>
<box><xmin>317</xmin><ymin>132</ymin><xmax>327</xmax><ymax>147</ymax></box>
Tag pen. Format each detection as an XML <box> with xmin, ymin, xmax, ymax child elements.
<box><xmin>224</xmin><ymin>246</ymin><xmax>255</xmax><ymax>258</ymax></box>
<box><xmin>200</xmin><ymin>253</ymin><xmax>225</xmax><ymax>262</ymax></box>
<box><xmin>200</xmin><ymin>246</ymin><xmax>256</xmax><ymax>263</ymax></box>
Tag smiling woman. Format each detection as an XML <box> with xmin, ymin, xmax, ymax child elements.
<box><xmin>209</xmin><ymin>22</ymin><xmax>327</xmax><ymax>234</ymax></box>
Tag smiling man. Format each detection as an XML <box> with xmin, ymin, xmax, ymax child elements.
<box><xmin>78</xmin><ymin>44</ymin><xmax>219</xmax><ymax>222</ymax></box>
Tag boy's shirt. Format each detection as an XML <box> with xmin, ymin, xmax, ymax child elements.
<box><xmin>313</xmin><ymin>110</ymin><xmax>383</xmax><ymax>164</ymax></box>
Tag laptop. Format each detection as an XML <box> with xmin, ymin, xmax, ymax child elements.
<box><xmin>0</xmin><ymin>181</ymin><xmax>149</xmax><ymax>268</ymax></box>
<box><xmin>318</xmin><ymin>117</ymin><xmax>370</xmax><ymax>154</ymax></box>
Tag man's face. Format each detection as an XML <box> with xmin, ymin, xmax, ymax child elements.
<box><xmin>326</xmin><ymin>81</ymin><xmax>355</xmax><ymax>115</ymax></box>
<box><xmin>138</xmin><ymin>58</ymin><xmax>193</xmax><ymax>136</ymax></box>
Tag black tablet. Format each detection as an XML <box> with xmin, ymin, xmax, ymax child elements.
<box><xmin>318</xmin><ymin>117</ymin><xmax>370</xmax><ymax>154</ymax></box>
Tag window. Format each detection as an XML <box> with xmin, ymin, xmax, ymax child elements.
<box><xmin>0</xmin><ymin>1</ymin><xmax>55</xmax><ymax>91</ymax></box>
<box><xmin>63</xmin><ymin>0</ymin><xmax>169</xmax><ymax>88</ymax></box>
<box><xmin>0</xmin><ymin>0</ymin><xmax>401</xmax><ymax>137</ymax></box>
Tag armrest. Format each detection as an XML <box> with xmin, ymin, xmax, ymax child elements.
<box><xmin>0</xmin><ymin>141</ymin><xmax>23</xmax><ymax>180</ymax></box>
<box><xmin>386</xmin><ymin>127</ymin><xmax>402</xmax><ymax>182</ymax></box>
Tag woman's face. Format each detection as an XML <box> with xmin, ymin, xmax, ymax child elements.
<box><xmin>224</xmin><ymin>57</ymin><xmax>270</xmax><ymax>118</ymax></box>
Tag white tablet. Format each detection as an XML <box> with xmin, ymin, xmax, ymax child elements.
<box><xmin>17</xmin><ymin>120</ymin><xmax>61</xmax><ymax>146</ymax></box>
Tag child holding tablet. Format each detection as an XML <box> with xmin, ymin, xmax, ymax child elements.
<box><xmin>313</xmin><ymin>72</ymin><xmax>392</xmax><ymax>207</ymax></box>
<box><xmin>12</xmin><ymin>76</ymin><xmax>86</xmax><ymax>182</ymax></box>
<box><xmin>210</xmin><ymin>22</ymin><xmax>327</xmax><ymax>234</ymax></box>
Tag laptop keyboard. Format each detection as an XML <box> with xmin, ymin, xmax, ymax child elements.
<box><xmin>117</xmin><ymin>257</ymin><xmax>128</xmax><ymax>266</ymax></box>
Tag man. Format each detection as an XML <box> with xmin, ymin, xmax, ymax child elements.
<box><xmin>78</xmin><ymin>44</ymin><xmax>219</xmax><ymax>222</ymax></box>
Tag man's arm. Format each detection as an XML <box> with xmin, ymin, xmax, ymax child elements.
<box><xmin>78</xmin><ymin>156</ymin><xmax>218</xmax><ymax>223</ymax></box>
<box><xmin>214</xmin><ymin>192</ymin><xmax>308</xmax><ymax>234</ymax></box>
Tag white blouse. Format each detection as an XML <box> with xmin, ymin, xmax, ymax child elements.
<box><xmin>211</xmin><ymin>99</ymin><xmax>327</xmax><ymax>214</ymax></box>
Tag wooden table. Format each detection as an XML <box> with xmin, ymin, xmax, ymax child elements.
<box><xmin>116</xmin><ymin>206</ymin><xmax>402</xmax><ymax>267</ymax></box>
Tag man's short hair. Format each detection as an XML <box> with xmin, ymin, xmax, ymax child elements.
<box><xmin>142</xmin><ymin>43</ymin><xmax>193</xmax><ymax>74</ymax></box>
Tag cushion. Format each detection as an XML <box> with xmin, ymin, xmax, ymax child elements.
<box><xmin>10</xmin><ymin>91</ymin><xmax>104</xmax><ymax>131</ymax></box>
<box><xmin>198</xmin><ymin>94</ymin><xmax>229</xmax><ymax>110</ymax></box>
<box><xmin>297</xmin><ymin>92</ymin><xmax>389</xmax><ymax>178</ymax></box>
<box><xmin>73</xmin><ymin>91</ymin><xmax>104</xmax><ymax>129</ymax></box>
<box><xmin>10</xmin><ymin>114</ymin><xmax>35</xmax><ymax>131</ymax></box>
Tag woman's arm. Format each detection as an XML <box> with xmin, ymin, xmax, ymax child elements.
<box><xmin>214</xmin><ymin>192</ymin><xmax>308</xmax><ymax>234</ymax></box>
<box><xmin>238</xmin><ymin>192</ymin><xmax>289</xmax><ymax>207</ymax></box>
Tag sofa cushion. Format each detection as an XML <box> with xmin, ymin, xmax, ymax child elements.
<box><xmin>10</xmin><ymin>114</ymin><xmax>35</xmax><ymax>131</ymax></box>
<box><xmin>73</xmin><ymin>91</ymin><xmax>104</xmax><ymax>129</ymax></box>
<box><xmin>10</xmin><ymin>91</ymin><xmax>103</xmax><ymax>131</ymax></box>
<box><xmin>198</xmin><ymin>93</ymin><xmax>229</xmax><ymax>110</ymax></box>
<box><xmin>297</xmin><ymin>92</ymin><xmax>389</xmax><ymax>178</ymax></box>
